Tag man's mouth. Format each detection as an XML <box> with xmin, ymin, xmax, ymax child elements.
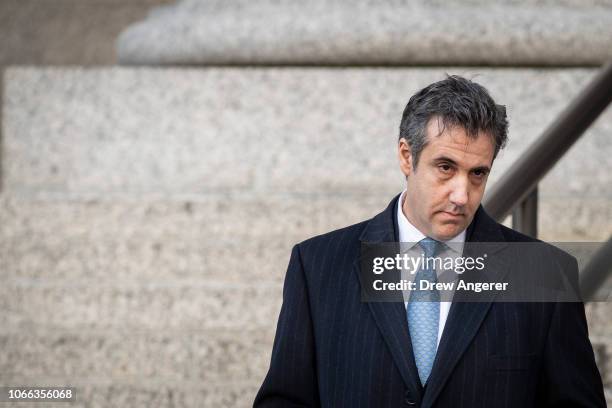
<box><xmin>439</xmin><ymin>211</ymin><xmax>464</xmax><ymax>218</ymax></box>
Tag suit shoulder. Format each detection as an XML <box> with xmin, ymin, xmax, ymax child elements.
<box><xmin>497</xmin><ymin>223</ymin><xmax>540</xmax><ymax>243</ymax></box>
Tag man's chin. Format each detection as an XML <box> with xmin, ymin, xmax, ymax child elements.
<box><xmin>431</xmin><ymin>223</ymin><xmax>465</xmax><ymax>241</ymax></box>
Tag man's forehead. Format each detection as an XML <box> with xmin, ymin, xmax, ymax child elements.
<box><xmin>426</xmin><ymin>117</ymin><xmax>488</xmax><ymax>140</ymax></box>
<box><xmin>424</xmin><ymin>121</ymin><xmax>495</xmax><ymax>164</ymax></box>
<box><xmin>428</xmin><ymin>131</ymin><xmax>493</xmax><ymax>150</ymax></box>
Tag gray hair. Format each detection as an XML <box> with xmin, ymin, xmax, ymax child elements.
<box><xmin>399</xmin><ymin>75</ymin><xmax>508</xmax><ymax>168</ymax></box>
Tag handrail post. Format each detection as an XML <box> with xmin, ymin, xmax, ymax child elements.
<box><xmin>580</xmin><ymin>236</ymin><xmax>612</xmax><ymax>301</ymax></box>
<box><xmin>511</xmin><ymin>186</ymin><xmax>538</xmax><ymax>238</ymax></box>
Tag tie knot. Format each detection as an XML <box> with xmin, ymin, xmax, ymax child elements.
<box><xmin>418</xmin><ymin>237</ymin><xmax>441</xmax><ymax>258</ymax></box>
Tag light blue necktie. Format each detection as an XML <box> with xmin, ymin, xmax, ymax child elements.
<box><xmin>407</xmin><ymin>237</ymin><xmax>441</xmax><ymax>385</ymax></box>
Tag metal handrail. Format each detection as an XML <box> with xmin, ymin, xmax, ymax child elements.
<box><xmin>483</xmin><ymin>62</ymin><xmax>612</xmax><ymax>299</ymax></box>
<box><xmin>484</xmin><ymin>62</ymin><xmax>612</xmax><ymax>220</ymax></box>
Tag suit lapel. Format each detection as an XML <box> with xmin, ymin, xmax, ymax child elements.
<box><xmin>421</xmin><ymin>206</ymin><xmax>510</xmax><ymax>407</ymax></box>
<box><xmin>355</xmin><ymin>195</ymin><xmax>424</xmax><ymax>402</ymax></box>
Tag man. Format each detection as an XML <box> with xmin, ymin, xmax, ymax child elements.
<box><xmin>254</xmin><ymin>76</ymin><xmax>605</xmax><ymax>407</ymax></box>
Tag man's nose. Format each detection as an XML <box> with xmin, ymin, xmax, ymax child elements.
<box><xmin>449</xmin><ymin>177</ymin><xmax>469</xmax><ymax>207</ymax></box>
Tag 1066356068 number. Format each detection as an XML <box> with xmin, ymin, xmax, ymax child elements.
<box><xmin>1</xmin><ymin>387</ymin><xmax>75</xmax><ymax>402</ymax></box>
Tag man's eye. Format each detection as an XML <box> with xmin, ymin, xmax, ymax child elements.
<box><xmin>473</xmin><ymin>170</ymin><xmax>487</xmax><ymax>178</ymax></box>
<box><xmin>439</xmin><ymin>164</ymin><xmax>452</xmax><ymax>172</ymax></box>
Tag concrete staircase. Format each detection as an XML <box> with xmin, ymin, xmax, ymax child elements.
<box><xmin>2</xmin><ymin>1</ymin><xmax>611</xmax><ymax>406</ymax></box>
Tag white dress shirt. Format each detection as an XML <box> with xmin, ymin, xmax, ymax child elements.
<box><xmin>396</xmin><ymin>190</ymin><xmax>466</xmax><ymax>348</ymax></box>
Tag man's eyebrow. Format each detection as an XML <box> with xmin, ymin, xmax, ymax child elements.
<box><xmin>432</xmin><ymin>156</ymin><xmax>458</xmax><ymax>166</ymax></box>
<box><xmin>471</xmin><ymin>165</ymin><xmax>491</xmax><ymax>173</ymax></box>
<box><xmin>432</xmin><ymin>156</ymin><xmax>491</xmax><ymax>172</ymax></box>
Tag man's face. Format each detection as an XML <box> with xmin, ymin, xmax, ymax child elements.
<box><xmin>398</xmin><ymin>118</ymin><xmax>495</xmax><ymax>241</ymax></box>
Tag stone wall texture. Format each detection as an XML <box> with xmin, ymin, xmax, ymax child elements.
<box><xmin>2</xmin><ymin>66</ymin><xmax>611</xmax><ymax>406</ymax></box>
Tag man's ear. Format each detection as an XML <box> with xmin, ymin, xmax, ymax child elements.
<box><xmin>398</xmin><ymin>138</ymin><xmax>413</xmax><ymax>178</ymax></box>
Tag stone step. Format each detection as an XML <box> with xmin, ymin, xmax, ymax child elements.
<box><xmin>0</xmin><ymin>195</ymin><xmax>387</xmax><ymax>281</ymax></box>
<box><xmin>3</xmin><ymin>281</ymin><xmax>609</xmax><ymax>337</ymax></box>
<box><xmin>1</xmin><ymin>197</ymin><xmax>610</xmax><ymax>286</ymax></box>
<box><xmin>4</xmin><ymin>67</ymin><xmax>611</xmax><ymax>201</ymax></box>
<box><xmin>116</xmin><ymin>0</ymin><xmax>612</xmax><ymax>66</ymax></box>
<box><xmin>2</xmin><ymin>264</ymin><xmax>609</xmax><ymax>331</ymax></box>
<box><xmin>0</xmin><ymin>282</ymin><xmax>282</xmax><ymax>331</ymax></box>
<box><xmin>0</xmin><ymin>328</ymin><xmax>273</xmax><ymax>384</ymax></box>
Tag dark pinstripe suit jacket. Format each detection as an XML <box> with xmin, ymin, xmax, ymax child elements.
<box><xmin>254</xmin><ymin>195</ymin><xmax>605</xmax><ymax>407</ymax></box>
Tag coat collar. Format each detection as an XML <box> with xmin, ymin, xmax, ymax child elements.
<box><xmin>358</xmin><ymin>193</ymin><xmax>400</xmax><ymax>244</ymax></box>
<box><xmin>358</xmin><ymin>194</ymin><xmax>506</xmax><ymax>245</ymax></box>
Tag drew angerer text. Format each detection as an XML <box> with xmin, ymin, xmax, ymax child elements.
<box><xmin>372</xmin><ymin>279</ymin><xmax>508</xmax><ymax>293</ymax></box>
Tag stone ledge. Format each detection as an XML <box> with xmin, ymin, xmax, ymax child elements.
<box><xmin>116</xmin><ymin>1</ymin><xmax>612</xmax><ymax>66</ymax></box>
